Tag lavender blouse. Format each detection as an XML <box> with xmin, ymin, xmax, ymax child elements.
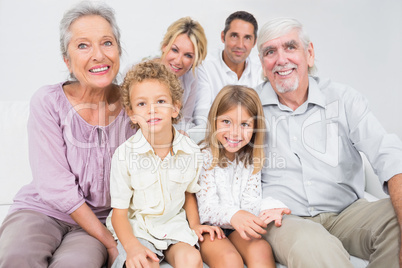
<box><xmin>9</xmin><ymin>82</ymin><xmax>136</xmax><ymax>225</ymax></box>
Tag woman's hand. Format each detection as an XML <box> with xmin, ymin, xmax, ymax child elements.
<box><xmin>107</xmin><ymin>246</ymin><xmax>119</xmax><ymax>268</ymax></box>
<box><xmin>230</xmin><ymin>210</ymin><xmax>267</xmax><ymax>240</ymax></box>
<box><xmin>192</xmin><ymin>224</ymin><xmax>225</xmax><ymax>242</ymax></box>
<box><xmin>259</xmin><ymin>208</ymin><xmax>291</xmax><ymax>227</ymax></box>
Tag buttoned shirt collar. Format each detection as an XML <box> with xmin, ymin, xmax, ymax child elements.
<box><xmin>219</xmin><ymin>49</ymin><xmax>251</xmax><ymax>78</ymax></box>
<box><xmin>258</xmin><ymin>76</ymin><xmax>326</xmax><ymax>111</ymax></box>
<box><xmin>129</xmin><ymin>127</ymin><xmax>196</xmax><ymax>155</ymax></box>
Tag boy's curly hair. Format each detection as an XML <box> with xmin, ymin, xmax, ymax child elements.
<box><xmin>121</xmin><ymin>60</ymin><xmax>184</xmax><ymax>128</ymax></box>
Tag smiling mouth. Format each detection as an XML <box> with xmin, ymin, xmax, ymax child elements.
<box><xmin>147</xmin><ymin>118</ymin><xmax>161</xmax><ymax>124</ymax></box>
<box><xmin>225</xmin><ymin>137</ymin><xmax>242</xmax><ymax>145</ymax></box>
<box><xmin>233</xmin><ymin>50</ymin><xmax>245</xmax><ymax>55</ymax></box>
<box><xmin>89</xmin><ymin>66</ymin><xmax>109</xmax><ymax>73</ymax></box>
<box><xmin>277</xmin><ymin>69</ymin><xmax>293</xmax><ymax>76</ymax></box>
<box><xmin>170</xmin><ymin>64</ymin><xmax>182</xmax><ymax>71</ymax></box>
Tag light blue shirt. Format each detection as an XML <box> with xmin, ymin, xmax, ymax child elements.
<box><xmin>256</xmin><ymin>76</ymin><xmax>402</xmax><ymax>216</ymax></box>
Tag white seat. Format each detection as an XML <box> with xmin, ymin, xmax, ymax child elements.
<box><xmin>0</xmin><ymin>101</ymin><xmax>381</xmax><ymax>267</ymax></box>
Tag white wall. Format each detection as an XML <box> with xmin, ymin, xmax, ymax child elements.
<box><xmin>1</xmin><ymin>0</ymin><xmax>401</xmax><ymax>139</ymax></box>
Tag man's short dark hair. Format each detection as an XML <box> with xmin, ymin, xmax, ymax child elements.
<box><xmin>223</xmin><ymin>11</ymin><xmax>258</xmax><ymax>39</ymax></box>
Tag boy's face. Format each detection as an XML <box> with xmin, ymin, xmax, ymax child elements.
<box><xmin>128</xmin><ymin>79</ymin><xmax>180</xmax><ymax>135</ymax></box>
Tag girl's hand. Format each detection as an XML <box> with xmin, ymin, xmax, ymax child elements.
<box><xmin>125</xmin><ymin>243</ymin><xmax>159</xmax><ymax>268</ymax></box>
<box><xmin>230</xmin><ymin>210</ymin><xmax>267</xmax><ymax>240</ymax></box>
<box><xmin>259</xmin><ymin>208</ymin><xmax>291</xmax><ymax>227</ymax></box>
<box><xmin>192</xmin><ymin>224</ymin><xmax>225</xmax><ymax>242</ymax></box>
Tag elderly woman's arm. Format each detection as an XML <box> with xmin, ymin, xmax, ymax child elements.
<box><xmin>71</xmin><ymin>203</ymin><xmax>118</xmax><ymax>267</ymax></box>
<box><xmin>28</xmin><ymin>87</ymin><xmax>119</xmax><ymax>265</ymax></box>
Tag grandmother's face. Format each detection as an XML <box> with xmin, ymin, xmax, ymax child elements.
<box><xmin>64</xmin><ymin>15</ymin><xmax>120</xmax><ymax>89</ymax></box>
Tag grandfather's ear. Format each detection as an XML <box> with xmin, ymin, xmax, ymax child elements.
<box><xmin>307</xmin><ymin>42</ymin><xmax>315</xmax><ymax>68</ymax></box>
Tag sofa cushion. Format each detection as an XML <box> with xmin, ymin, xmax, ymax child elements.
<box><xmin>0</xmin><ymin>101</ymin><xmax>31</xmax><ymax>205</ymax></box>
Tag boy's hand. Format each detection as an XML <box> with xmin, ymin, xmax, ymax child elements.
<box><xmin>230</xmin><ymin>210</ymin><xmax>267</xmax><ymax>240</ymax></box>
<box><xmin>125</xmin><ymin>243</ymin><xmax>159</xmax><ymax>268</ymax></box>
<box><xmin>259</xmin><ymin>208</ymin><xmax>291</xmax><ymax>227</ymax></box>
<box><xmin>192</xmin><ymin>224</ymin><xmax>225</xmax><ymax>242</ymax></box>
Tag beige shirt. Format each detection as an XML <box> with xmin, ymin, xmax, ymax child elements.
<box><xmin>106</xmin><ymin>128</ymin><xmax>202</xmax><ymax>249</ymax></box>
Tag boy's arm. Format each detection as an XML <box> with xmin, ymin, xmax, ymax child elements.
<box><xmin>111</xmin><ymin>208</ymin><xmax>159</xmax><ymax>265</ymax></box>
<box><xmin>183</xmin><ymin>192</ymin><xmax>224</xmax><ymax>241</ymax></box>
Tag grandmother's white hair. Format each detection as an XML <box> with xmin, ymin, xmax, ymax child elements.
<box><xmin>59</xmin><ymin>1</ymin><xmax>121</xmax><ymax>59</ymax></box>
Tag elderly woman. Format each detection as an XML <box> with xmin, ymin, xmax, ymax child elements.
<box><xmin>159</xmin><ymin>17</ymin><xmax>207</xmax><ymax>130</ymax></box>
<box><xmin>0</xmin><ymin>2</ymin><xmax>134</xmax><ymax>267</ymax></box>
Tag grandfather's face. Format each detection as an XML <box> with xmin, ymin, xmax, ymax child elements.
<box><xmin>222</xmin><ymin>19</ymin><xmax>256</xmax><ymax>66</ymax></box>
<box><xmin>64</xmin><ymin>15</ymin><xmax>120</xmax><ymax>90</ymax></box>
<box><xmin>259</xmin><ymin>29</ymin><xmax>314</xmax><ymax>95</ymax></box>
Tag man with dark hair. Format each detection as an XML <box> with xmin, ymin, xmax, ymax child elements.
<box><xmin>192</xmin><ymin>11</ymin><xmax>263</xmax><ymax>126</ymax></box>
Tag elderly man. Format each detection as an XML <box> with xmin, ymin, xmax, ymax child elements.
<box><xmin>193</xmin><ymin>11</ymin><xmax>263</xmax><ymax>125</ymax></box>
<box><xmin>256</xmin><ymin>17</ymin><xmax>402</xmax><ymax>268</ymax></box>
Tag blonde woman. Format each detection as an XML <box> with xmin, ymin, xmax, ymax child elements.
<box><xmin>159</xmin><ymin>17</ymin><xmax>207</xmax><ymax>130</ymax></box>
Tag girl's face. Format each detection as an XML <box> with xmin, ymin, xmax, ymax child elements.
<box><xmin>215</xmin><ymin>104</ymin><xmax>255</xmax><ymax>161</ymax></box>
<box><xmin>161</xmin><ymin>34</ymin><xmax>195</xmax><ymax>77</ymax></box>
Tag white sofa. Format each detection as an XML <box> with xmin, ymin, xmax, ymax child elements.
<box><xmin>0</xmin><ymin>100</ymin><xmax>386</xmax><ymax>268</ymax></box>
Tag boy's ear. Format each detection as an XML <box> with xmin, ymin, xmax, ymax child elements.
<box><xmin>126</xmin><ymin>108</ymin><xmax>138</xmax><ymax>124</ymax></box>
<box><xmin>171</xmin><ymin>101</ymin><xmax>181</xmax><ymax>119</ymax></box>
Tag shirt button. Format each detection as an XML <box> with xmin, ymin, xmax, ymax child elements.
<box><xmin>309</xmin><ymin>207</ymin><xmax>315</xmax><ymax>212</ymax></box>
<box><xmin>307</xmin><ymin>180</ymin><xmax>312</xmax><ymax>185</ymax></box>
<box><xmin>292</xmin><ymin>136</ymin><xmax>297</xmax><ymax>141</ymax></box>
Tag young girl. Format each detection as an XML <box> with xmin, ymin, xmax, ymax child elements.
<box><xmin>196</xmin><ymin>85</ymin><xmax>291</xmax><ymax>267</ymax></box>
<box><xmin>106</xmin><ymin>61</ymin><xmax>222</xmax><ymax>268</ymax></box>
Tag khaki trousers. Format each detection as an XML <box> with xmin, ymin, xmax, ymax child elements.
<box><xmin>0</xmin><ymin>210</ymin><xmax>107</xmax><ymax>268</ymax></box>
<box><xmin>263</xmin><ymin>198</ymin><xmax>399</xmax><ymax>268</ymax></box>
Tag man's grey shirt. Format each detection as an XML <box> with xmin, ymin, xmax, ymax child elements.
<box><xmin>256</xmin><ymin>76</ymin><xmax>402</xmax><ymax>216</ymax></box>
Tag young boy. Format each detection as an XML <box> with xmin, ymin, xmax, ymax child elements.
<box><xmin>106</xmin><ymin>61</ymin><xmax>223</xmax><ymax>268</ymax></box>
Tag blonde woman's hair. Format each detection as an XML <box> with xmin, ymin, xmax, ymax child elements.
<box><xmin>203</xmin><ymin>85</ymin><xmax>266</xmax><ymax>174</ymax></box>
<box><xmin>161</xmin><ymin>17</ymin><xmax>207</xmax><ymax>74</ymax></box>
<box><xmin>121</xmin><ymin>60</ymin><xmax>183</xmax><ymax>129</ymax></box>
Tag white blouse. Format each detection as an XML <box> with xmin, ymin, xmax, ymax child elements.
<box><xmin>196</xmin><ymin>148</ymin><xmax>287</xmax><ymax>229</ymax></box>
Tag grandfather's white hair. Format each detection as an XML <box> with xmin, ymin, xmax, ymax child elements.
<box><xmin>257</xmin><ymin>17</ymin><xmax>316</xmax><ymax>74</ymax></box>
